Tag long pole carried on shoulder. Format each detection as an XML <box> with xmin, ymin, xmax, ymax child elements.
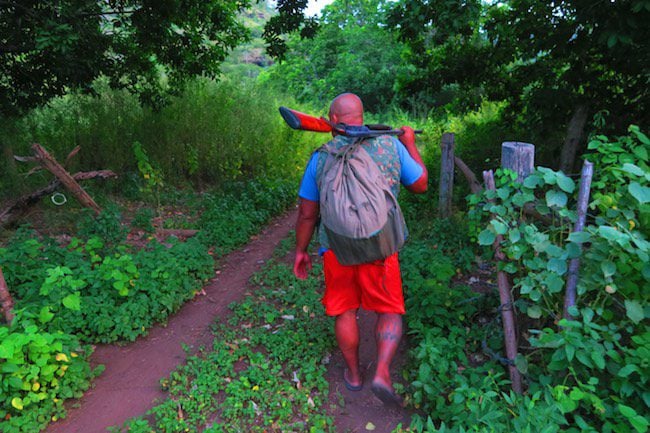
<box><xmin>279</xmin><ymin>106</ymin><xmax>422</xmax><ymax>137</ymax></box>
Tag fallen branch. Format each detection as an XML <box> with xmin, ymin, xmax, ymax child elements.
<box><xmin>0</xmin><ymin>170</ymin><xmax>117</xmax><ymax>228</ymax></box>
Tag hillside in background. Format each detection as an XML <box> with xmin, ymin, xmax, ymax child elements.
<box><xmin>222</xmin><ymin>1</ymin><xmax>276</xmax><ymax>78</ymax></box>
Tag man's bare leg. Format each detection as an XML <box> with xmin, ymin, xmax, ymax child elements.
<box><xmin>372</xmin><ymin>313</ymin><xmax>403</xmax><ymax>404</ymax></box>
<box><xmin>335</xmin><ymin>309</ymin><xmax>362</xmax><ymax>388</ymax></box>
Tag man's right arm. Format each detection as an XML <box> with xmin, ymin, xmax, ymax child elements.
<box><xmin>399</xmin><ymin>126</ymin><xmax>428</xmax><ymax>194</ymax></box>
<box><xmin>294</xmin><ymin>198</ymin><xmax>319</xmax><ymax>279</ymax></box>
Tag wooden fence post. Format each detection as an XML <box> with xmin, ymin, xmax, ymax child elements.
<box><xmin>438</xmin><ymin>133</ymin><xmax>455</xmax><ymax>218</ymax></box>
<box><xmin>501</xmin><ymin>142</ymin><xmax>535</xmax><ymax>181</ymax></box>
<box><xmin>563</xmin><ymin>160</ymin><xmax>594</xmax><ymax>320</ymax></box>
<box><xmin>0</xmin><ymin>266</ymin><xmax>14</xmax><ymax>324</ymax></box>
<box><xmin>483</xmin><ymin>170</ymin><xmax>523</xmax><ymax>394</ymax></box>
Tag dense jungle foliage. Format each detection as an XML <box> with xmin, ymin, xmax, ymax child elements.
<box><xmin>0</xmin><ymin>0</ymin><xmax>647</xmax><ymax>432</ymax></box>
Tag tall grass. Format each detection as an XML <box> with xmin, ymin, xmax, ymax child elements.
<box><xmin>1</xmin><ymin>77</ymin><xmax>321</xmax><ymax>201</ymax></box>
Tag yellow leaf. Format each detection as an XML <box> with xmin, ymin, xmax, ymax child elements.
<box><xmin>365</xmin><ymin>422</ymin><xmax>376</xmax><ymax>431</ymax></box>
<box><xmin>11</xmin><ymin>397</ymin><xmax>23</xmax><ymax>410</ymax></box>
<box><xmin>32</xmin><ymin>382</ymin><xmax>40</xmax><ymax>391</ymax></box>
<box><xmin>55</xmin><ymin>353</ymin><xmax>69</xmax><ymax>362</ymax></box>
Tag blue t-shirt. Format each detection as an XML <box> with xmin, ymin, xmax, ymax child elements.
<box><xmin>298</xmin><ymin>135</ymin><xmax>423</xmax><ymax>202</ymax></box>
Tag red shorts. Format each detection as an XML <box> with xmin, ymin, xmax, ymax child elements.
<box><xmin>321</xmin><ymin>251</ymin><xmax>405</xmax><ymax>316</ymax></box>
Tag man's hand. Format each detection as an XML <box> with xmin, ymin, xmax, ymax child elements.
<box><xmin>399</xmin><ymin>125</ymin><xmax>416</xmax><ymax>148</ymax></box>
<box><xmin>293</xmin><ymin>250</ymin><xmax>312</xmax><ymax>279</ymax></box>
<box><xmin>399</xmin><ymin>125</ymin><xmax>429</xmax><ymax>194</ymax></box>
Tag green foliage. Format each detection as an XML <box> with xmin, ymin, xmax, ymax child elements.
<box><xmin>260</xmin><ymin>0</ymin><xmax>408</xmax><ymax>113</ymax></box>
<box><xmin>386</xmin><ymin>0</ymin><xmax>649</xmax><ymax>164</ymax></box>
<box><xmin>1</xmin><ymin>233</ymin><xmax>213</xmax><ymax>343</ymax></box>
<box><xmin>0</xmin><ymin>315</ymin><xmax>98</xmax><ymax>433</ymax></box>
<box><xmin>197</xmin><ymin>179</ymin><xmax>296</xmax><ymax>256</ymax></box>
<box><xmin>111</xmin><ymin>258</ymin><xmax>335</xmax><ymax>432</ymax></box>
<box><xmin>1</xmin><ymin>77</ymin><xmax>319</xmax><ymax>201</ymax></box>
<box><xmin>463</xmin><ymin>126</ymin><xmax>649</xmax><ymax>433</ymax></box>
<box><xmin>76</xmin><ymin>204</ymin><xmax>129</xmax><ymax>246</ymax></box>
<box><xmin>0</xmin><ymin>0</ymin><xmax>252</xmax><ymax>116</ymax></box>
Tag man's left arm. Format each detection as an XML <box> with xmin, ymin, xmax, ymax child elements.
<box><xmin>398</xmin><ymin>126</ymin><xmax>428</xmax><ymax>194</ymax></box>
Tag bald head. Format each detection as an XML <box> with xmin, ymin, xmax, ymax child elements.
<box><xmin>329</xmin><ymin>93</ymin><xmax>364</xmax><ymax>126</ymax></box>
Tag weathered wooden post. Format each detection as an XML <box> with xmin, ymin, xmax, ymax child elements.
<box><xmin>438</xmin><ymin>133</ymin><xmax>455</xmax><ymax>218</ymax></box>
<box><xmin>485</xmin><ymin>141</ymin><xmax>535</xmax><ymax>394</ymax></box>
<box><xmin>501</xmin><ymin>142</ymin><xmax>535</xmax><ymax>181</ymax></box>
<box><xmin>0</xmin><ymin>266</ymin><xmax>14</xmax><ymax>324</ymax></box>
<box><xmin>563</xmin><ymin>160</ymin><xmax>594</xmax><ymax>320</ymax></box>
<box><xmin>483</xmin><ymin>170</ymin><xmax>523</xmax><ymax>394</ymax></box>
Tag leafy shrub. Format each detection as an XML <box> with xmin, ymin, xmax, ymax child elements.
<box><xmin>1</xmin><ymin>234</ymin><xmax>213</xmax><ymax>343</ymax></box>
<box><xmin>463</xmin><ymin>125</ymin><xmax>649</xmax><ymax>433</ymax></box>
<box><xmin>0</xmin><ymin>314</ymin><xmax>98</xmax><ymax>433</ymax></box>
<box><xmin>197</xmin><ymin>179</ymin><xmax>295</xmax><ymax>256</ymax></box>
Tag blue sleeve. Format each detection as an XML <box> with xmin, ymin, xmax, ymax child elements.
<box><xmin>395</xmin><ymin>138</ymin><xmax>423</xmax><ymax>186</ymax></box>
<box><xmin>298</xmin><ymin>152</ymin><xmax>320</xmax><ymax>201</ymax></box>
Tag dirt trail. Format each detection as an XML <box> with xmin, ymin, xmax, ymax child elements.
<box><xmin>45</xmin><ymin>206</ymin><xmax>412</xmax><ymax>433</ymax></box>
<box><xmin>326</xmin><ymin>309</ymin><xmax>412</xmax><ymax>433</ymax></box>
<box><xmin>46</xmin><ymin>208</ymin><xmax>298</xmax><ymax>433</ymax></box>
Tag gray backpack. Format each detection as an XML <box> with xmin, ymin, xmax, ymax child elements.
<box><xmin>318</xmin><ymin>138</ymin><xmax>406</xmax><ymax>266</ymax></box>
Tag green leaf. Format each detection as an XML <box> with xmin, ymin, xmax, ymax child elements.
<box><xmin>478</xmin><ymin>229</ymin><xmax>496</xmax><ymax>246</ymax></box>
<box><xmin>0</xmin><ymin>341</ymin><xmax>14</xmax><ymax>359</ymax></box>
<box><xmin>508</xmin><ymin>228</ymin><xmax>521</xmax><ymax>244</ymax></box>
<box><xmin>619</xmin><ymin>404</ymin><xmax>637</xmax><ymax>418</ymax></box>
<box><xmin>630</xmin><ymin>415</ymin><xmax>649</xmax><ymax>433</ymax></box>
<box><xmin>621</xmin><ymin>163</ymin><xmax>646</xmax><ymax>176</ymax></box>
<box><xmin>568</xmin><ymin>231</ymin><xmax>591</xmax><ymax>243</ymax></box>
<box><xmin>62</xmin><ymin>293</ymin><xmax>81</xmax><ymax>310</ymax></box>
<box><xmin>523</xmin><ymin>174</ymin><xmax>542</xmax><ymax>188</ymax></box>
<box><xmin>39</xmin><ymin>306</ymin><xmax>55</xmax><ymax>324</ymax></box>
<box><xmin>557</xmin><ymin>174</ymin><xmax>575</xmax><ymax>193</ymax></box>
<box><xmin>527</xmin><ymin>305</ymin><xmax>542</xmax><ymax>319</ymax></box>
<box><xmin>625</xmin><ymin>300</ymin><xmax>644</xmax><ymax>324</ymax></box>
<box><xmin>569</xmin><ymin>388</ymin><xmax>584</xmax><ymax>401</ymax></box>
<box><xmin>599</xmin><ymin>226</ymin><xmax>624</xmax><ymax>241</ymax></box>
<box><xmin>601</xmin><ymin>260</ymin><xmax>616</xmax><ymax>277</ymax></box>
<box><xmin>629</xmin><ymin>182</ymin><xmax>650</xmax><ymax>204</ymax></box>
<box><xmin>491</xmin><ymin>219</ymin><xmax>508</xmax><ymax>235</ymax></box>
<box><xmin>546</xmin><ymin>190</ymin><xmax>568</xmax><ymax>208</ymax></box>
<box><xmin>617</xmin><ymin>364</ymin><xmax>638</xmax><ymax>378</ymax></box>
<box><xmin>591</xmin><ymin>351</ymin><xmax>606</xmax><ymax>369</ymax></box>
<box><xmin>547</xmin><ymin>258</ymin><xmax>568</xmax><ymax>275</ymax></box>
<box><xmin>514</xmin><ymin>354</ymin><xmax>528</xmax><ymax>374</ymax></box>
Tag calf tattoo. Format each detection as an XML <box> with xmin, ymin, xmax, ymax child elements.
<box><xmin>377</xmin><ymin>315</ymin><xmax>402</xmax><ymax>343</ymax></box>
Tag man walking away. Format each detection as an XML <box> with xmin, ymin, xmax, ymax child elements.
<box><xmin>293</xmin><ymin>93</ymin><xmax>428</xmax><ymax>406</ymax></box>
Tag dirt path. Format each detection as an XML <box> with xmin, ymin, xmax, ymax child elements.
<box><xmin>45</xmin><ymin>206</ymin><xmax>412</xmax><ymax>433</ymax></box>
<box><xmin>326</xmin><ymin>309</ymin><xmax>412</xmax><ymax>433</ymax></box>
<box><xmin>46</xmin><ymin>208</ymin><xmax>298</xmax><ymax>433</ymax></box>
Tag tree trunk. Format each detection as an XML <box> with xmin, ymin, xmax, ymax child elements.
<box><xmin>0</xmin><ymin>266</ymin><xmax>14</xmax><ymax>324</ymax></box>
<box><xmin>559</xmin><ymin>104</ymin><xmax>589</xmax><ymax>174</ymax></box>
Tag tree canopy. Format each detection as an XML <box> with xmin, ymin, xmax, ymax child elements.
<box><xmin>0</xmin><ymin>0</ymin><xmax>252</xmax><ymax>116</ymax></box>
<box><xmin>261</xmin><ymin>0</ymin><xmax>407</xmax><ymax>113</ymax></box>
<box><xmin>386</xmin><ymin>0</ymin><xmax>650</xmax><ymax>168</ymax></box>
